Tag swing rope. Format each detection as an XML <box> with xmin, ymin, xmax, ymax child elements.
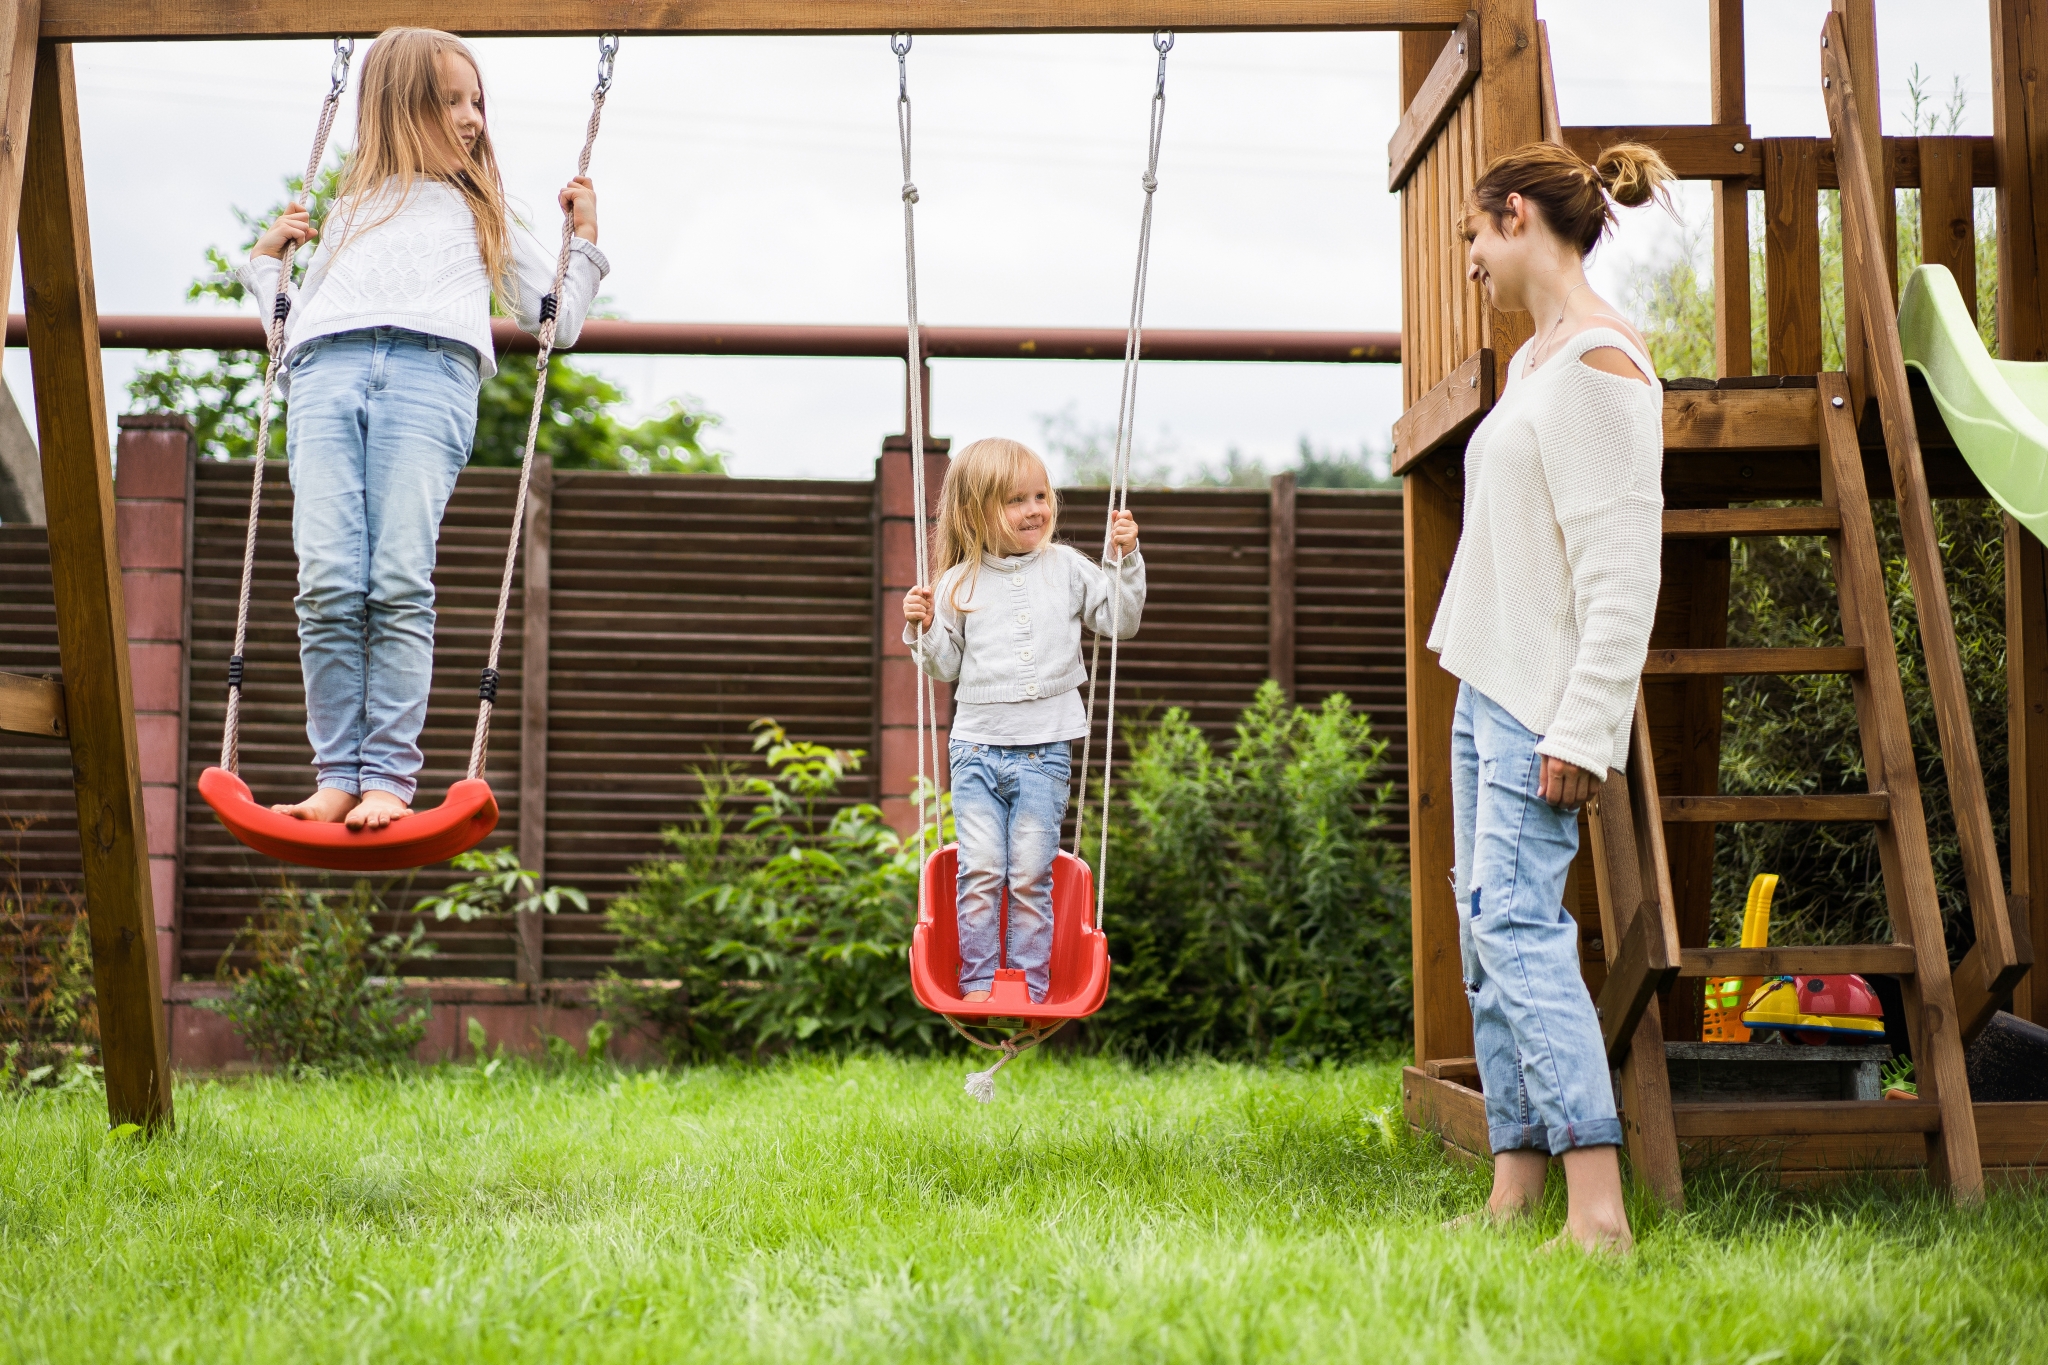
<box><xmin>469</xmin><ymin>35</ymin><xmax>619</xmax><ymax>781</ymax></box>
<box><xmin>1071</xmin><ymin>31</ymin><xmax>1173</xmax><ymax>932</ymax></box>
<box><xmin>220</xmin><ymin>37</ymin><xmax>355</xmax><ymax>773</ymax></box>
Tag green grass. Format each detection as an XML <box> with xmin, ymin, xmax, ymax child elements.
<box><xmin>2</xmin><ymin>1056</ymin><xmax>2045</xmax><ymax>1363</ymax></box>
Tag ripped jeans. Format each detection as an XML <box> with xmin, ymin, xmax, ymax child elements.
<box><xmin>1451</xmin><ymin>681</ymin><xmax>1623</xmax><ymax>1156</ymax></box>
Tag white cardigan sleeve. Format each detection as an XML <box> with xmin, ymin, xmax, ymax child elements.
<box><xmin>502</xmin><ymin>223</ymin><xmax>609</xmax><ymax>346</ymax></box>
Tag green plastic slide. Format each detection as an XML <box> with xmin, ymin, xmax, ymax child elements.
<box><xmin>1900</xmin><ymin>264</ymin><xmax>2048</xmax><ymax>545</ymax></box>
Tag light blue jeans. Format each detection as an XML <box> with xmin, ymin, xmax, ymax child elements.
<box><xmin>1452</xmin><ymin>681</ymin><xmax>1624</xmax><ymax>1156</ymax></box>
<box><xmin>950</xmin><ymin>739</ymin><xmax>1071</xmax><ymax>1001</ymax></box>
<box><xmin>285</xmin><ymin>328</ymin><xmax>481</xmax><ymax>802</ymax></box>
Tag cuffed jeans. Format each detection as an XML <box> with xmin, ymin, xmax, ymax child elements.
<box><xmin>950</xmin><ymin>739</ymin><xmax>1071</xmax><ymax>1001</ymax></box>
<box><xmin>1452</xmin><ymin>681</ymin><xmax>1624</xmax><ymax>1156</ymax></box>
<box><xmin>284</xmin><ymin>328</ymin><xmax>480</xmax><ymax>803</ymax></box>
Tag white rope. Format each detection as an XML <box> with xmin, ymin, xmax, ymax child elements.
<box><xmin>1072</xmin><ymin>32</ymin><xmax>1173</xmax><ymax>935</ymax></box>
<box><xmin>467</xmin><ymin>36</ymin><xmax>619</xmax><ymax>781</ymax></box>
<box><xmin>220</xmin><ymin>38</ymin><xmax>354</xmax><ymax>773</ymax></box>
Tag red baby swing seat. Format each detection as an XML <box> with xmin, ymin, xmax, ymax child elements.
<box><xmin>910</xmin><ymin>844</ymin><xmax>1111</xmax><ymax>1021</ymax></box>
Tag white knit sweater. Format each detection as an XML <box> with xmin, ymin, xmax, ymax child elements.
<box><xmin>1426</xmin><ymin>327</ymin><xmax>1664</xmax><ymax>776</ymax></box>
<box><xmin>238</xmin><ymin>179</ymin><xmax>608</xmax><ymax>382</ymax></box>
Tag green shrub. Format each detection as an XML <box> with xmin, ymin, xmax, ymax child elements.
<box><xmin>601</xmin><ymin>722</ymin><xmax>938</xmax><ymax>1060</ymax></box>
<box><xmin>0</xmin><ymin>817</ymin><xmax>97</xmax><ymax>1087</ymax></box>
<box><xmin>1093</xmin><ymin>682</ymin><xmax>1411</xmax><ymax>1061</ymax></box>
<box><xmin>199</xmin><ymin>882</ymin><xmax>432</xmax><ymax>1072</ymax></box>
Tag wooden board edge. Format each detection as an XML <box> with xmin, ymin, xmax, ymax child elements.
<box><xmin>0</xmin><ymin>668</ymin><xmax>65</xmax><ymax>738</ymax></box>
<box><xmin>1387</xmin><ymin>10</ymin><xmax>1478</xmax><ymax>192</ymax></box>
<box><xmin>1392</xmin><ymin>348</ymin><xmax>1493</xmax><ymax>476</ymax></box>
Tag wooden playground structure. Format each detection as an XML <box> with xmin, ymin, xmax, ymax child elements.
<box><xmin>2</xmin><ymin>0</ymin><xmax>2045</xmax><ymax>1205</ymax></box>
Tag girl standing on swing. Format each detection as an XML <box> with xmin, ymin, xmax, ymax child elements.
<box><xmin>1431</xmin><ymin>140</ymin><xmax>1674</xmax><ymax>1254</ymax></box>
<box><xmin>242</xmin><ymin>27</ymin><xmax>608</xmax><ymax>830</ymax></box>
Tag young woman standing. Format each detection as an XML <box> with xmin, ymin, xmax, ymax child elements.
<box><xmin>1430</xmin><ymin>140</ymin><xmax>1674</xmax><ymax>1254</ymax></box>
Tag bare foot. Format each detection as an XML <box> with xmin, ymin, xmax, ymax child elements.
<box><xmin>961</xmin><ymin>989</ymin><xmax>992</xmax><ymax>1003</ymax></box>
<box><xmin>271</xmin><ymin>788</ymin><xmax>359</xmax><ymax>823</ymax></box>
<box><xmin>346</xmin><ymin>790</ymin><xmax>413</xmax><ymax>831</ymax></box>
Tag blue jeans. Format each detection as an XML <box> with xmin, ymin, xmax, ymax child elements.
<box><xmin>950</xmin><ymin>740</ymin><xmax>1071</xmax><ymax>1001</ymax></box>
<box><xmin>1451</xmin><ymin>681</ymin><xmax>1624</xmax><ymax>1156</ymax></box>
<box><xmin>284</xmin><ymin>328</ymin><xmax>480</xmax><ymax>802</ymax></box>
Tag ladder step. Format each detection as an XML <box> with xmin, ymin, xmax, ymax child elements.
<box><xmin>1662</xmin><ymin>507</ymin><xmax>1842</xmax><ymax>538</ymax></box>
<box><xmin>1660</xmin><ymin>793</ymin><xmax>1890</xmax><ymax>823</ymax></box>
<box><xmin>1671</xmin><ymin>1100</ymin><xmax>1940</xmax><ymax>1139</ymax></box>
<box><xmin>1678</xmin><ymin>945</ymin><xmax>1918</xmax><ymax>977</ymax></box>
<box><xmin>1643</xmin><ymin>646</ymin><xmax>1864</xmax><ymax>677</ymax></box>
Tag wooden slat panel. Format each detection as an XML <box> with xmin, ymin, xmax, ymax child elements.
<box><xmin>1387</xmin><ymin>12</ymin><xmax>1477</xmax><ymax>192</ymax></box>
<box><xmin>1391</xmin><ymin>348</ymin><xmax>1492</xmax><ymax>475</ymax></box>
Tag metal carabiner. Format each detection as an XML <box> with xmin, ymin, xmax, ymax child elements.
<box><xmin>1152</xmin><ymin>31</ymin><xmax>1174</xmax><ymax>96</ymax></box>
<box><xmin>892</xmin><ymin>32</ymin><xmax>913</xmax><ymax>100</ymax></box>
<box><xmin>329</xmin><ymin>37</ymin><xmax>356</xmax><ymax>98</ymax></box>
<box><xmin>596</xmin><ymin>34</ymin><xmax>620</xmax><ymax>95</ymax></box>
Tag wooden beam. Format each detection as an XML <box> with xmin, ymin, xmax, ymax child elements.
<box><xmin>1762</xmin><ymin>137</ymin><xmax>1823</xmax><ymax>374</ymax></box>
<box><xmin>1660</xmin><ymin>793</ymin><xmax>1889</xmax><ymax>822</ymax></box>
<box><xmin>1535</xmin><ymin>18</ymin><xmax>1559</xmax><ymax>143</ymax></box>
<box><xmin>1662</xmin><ymin>386</ymin><xmax>1818</xmax><ymax>453</ymax></box>
<box><xmin>1815</xmin><ymin>135</ymin><xmax>1997</xmax><ymax>191</ymax></box>
<box><xmin>1662</xmin><ymin>505</ymin><xmax>1838</xmax><ymax>538</ymax></box>
<box><xmin>1831</xmin><ymin>0</ymin><xmax>1888</xmax><ymax>411</ymax></box>
<box><xmin>1266</xmin><ymin>471</ymin><xmax>1295</xmax><ymax>700</ymax></box>
<box><xmin>38</xmin><ymin>0</ymin><xmax>1473</xmax><ymax>40</ymax></box>
<box><xmin>1387</xmin><ymin>11</ymin><xmax>1477</xmax><ymax>192</ymax></box>
<box><xmin>1391</xmin><ymin>347</ymin><xmax>1492</xmax><ymax>475</ymax></box>
<box><xmin>0</xmin><ymin>0</ymin><xmax>37</xmax><ymax>368</ymax></box>
<box><xmin>20</xmin><ymin>40</ymin><xmax>171</xmax><ymax>1131</ymax></box>
<box><xmin>1642</xmin><ymin>646</ymin><xmax>1862</xmax><ymax>677</ymax></box>
<box><xmin>515</xmin><ymin>454</ymin><xmax>553</xmax><ymax>987</ymax></box>
<box><xmin>1710</xmin><ymin>0</ymin><xmax>1749</xmax><ymax>377</ymax></box>
<box><xmin>1672</xmin><ymin>1099</ymin><xmax>1941</xmax><ymax>1139</ymax></box>
<box><xmin>1399</xmin><ymin>28</ymin><xmax>1452</xmax><ymax>106</ymax></box>
<box><xmin>1559</xmin><ymin>125</ymin><xmax>1756</xmax><ymax>181</ymax></box>
<box><xmin>1596</xmin><ymin>889</ymin><xmax>1677</xmax><ymax>1062</ymax></box>
<box><xmin>1918</xmin><ymin>136</ymin><xmax>1978</xmax><ymax>323</ymax></box>
<box><xmin>0</xmin><ymin>668</ymin><xmax>63</xmax><ymax>738</ymax></box>
<box><xmin>2008</xmin><ymin>513</ymin><xmax>2048</xmax><ymax>1027</ymax></box>
<box><xmin>1993</xmin><ymin>0</ymin><xmax>2048</xmax><ymax>361</ymax></box>
<box><xmin>1475</xmin><ymin>0</ymin><xmax>1540</xmax><ymax>364</ymax></box>
<box><xmin>1678</xmin><ymin>944</ymin><xmax>1917</xmax><ymax>977</ymax></box>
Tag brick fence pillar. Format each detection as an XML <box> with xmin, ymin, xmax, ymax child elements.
<box><xmin>875</xmin><ymin>433</ymin><xmax>950</xmax><ymax>834</ymax></box>
<box><xmin>113</xmin><ymin>415</ymin><xmax>194</xmax><ymax>996</ymax></box>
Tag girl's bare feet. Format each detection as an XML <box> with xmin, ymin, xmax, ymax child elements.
<box><xmin>347</xmin><ymin>791</ymin><xmax>412</xmax><ymax>831</ymax></box>
<box><xmin>961</xmin><ymin>989</ymin><xmax>992</xmax><ymax>1003</ymax></box>
<box><xmin>272</xmin><ymin>788</ymin><xmax>359</xmax><ymax>823</ymax></box>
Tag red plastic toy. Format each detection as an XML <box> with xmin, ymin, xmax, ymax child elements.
<box><xmin>197</xmin><ymin>766</ymin><xmax>499</xmax><ymax>873</ymax></box>
<box><xmin>910</xmin><ymin>844</ymin><xmax>1110</xmax><ymax>1021</ymax></box>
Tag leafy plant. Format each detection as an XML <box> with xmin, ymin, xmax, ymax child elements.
<box><xmin>415</xmin><ymin>847</ymin><xmax>589</xmax><ymax>922</ymax></box>
<box><xmin>1093</xmin><ymin>682</ymin><xmax>1411</xmax><ymax>1061</ymax></box>
<box><xmin>199</xmin><ymin>882</ymin><xmax>433</xmax><ymax>1072</ymax></box>
<box><xmin>1881</xmin><ymin>1054</ymin><xmax>1917</xmax><ymax>1095</ymax></box>
<box><xmin>0</xmin><ymin>816</ymin><xmax>97</xmax><ymax>1087</ymax></box>
<box><xmin>601</xmin><ymin>720</ymin><xmax>939</xmax><ymax>1061</ymax></box>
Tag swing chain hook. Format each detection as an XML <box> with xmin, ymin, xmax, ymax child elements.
<box><xmin>328</xmin><ymin>37</ymin><xmax>355</xmax><ymax>98</ymax></box>
<box><xmin>1153</xmin><ymin>30</ymin><xmax>1173</xmax><ymax>95</ymax></box>
<box><xmin>893</xmin><ymin>32</ymin><xmax>912</xmax><ymax>98</ymax></box>
<box><xmin>596</xmin><ymin>34</ymin><xmax>620</xmax><ymax>94</ymax></box>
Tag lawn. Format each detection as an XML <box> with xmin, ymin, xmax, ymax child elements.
<box><xmin>2</xmin><ymin>1055</ymin><xmax>2045</xmax><ymax>1363</ymax></box>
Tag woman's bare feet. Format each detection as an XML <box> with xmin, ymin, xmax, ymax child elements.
<box><xmin>961</xmin><ymin>988</ymin><xmax>992</xmax><ymax>1003</ymax></box>
<box><xmin>271</xmin><ymin>787</ymin><xmax>359</xmax><ymax>822</ymax></box>
<box><xmin>347</xmin><ymin>790</ymin><xmax>413</xmax><ymax>831</ymax></box>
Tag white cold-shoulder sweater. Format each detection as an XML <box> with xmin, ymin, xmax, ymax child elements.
<box><xmin>1425</xmin><ymin>327</ymin><xmax>1664</xmax><ymax>776</ymax></box>
<box><xmin>238</xmin><ymin>179</ymin><xmax>609</xmax><ymax>383</ymax></box>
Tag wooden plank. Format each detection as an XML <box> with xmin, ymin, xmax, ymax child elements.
<box><xmin>1387</xmin><ymin>11</ymin><xmax>1477</xmax><ymax>192</ymax></box>
<box><xmin>1662</xmin><ymin>505</ymin><xmax>1837</xmax><ymax>538</ymax></box>
<box><xmin>1597</xmin><ymin>891</ymin><xmax>1677</xmax><ymax>1060</ymax></box>
<box><xmin>1559</xmin><ymin>125</ymin><xmax>1756</xmax><ymax>181</ymax></box>
<box><xmin>1919</xmin><ymin>135</ymin><xmax>1977</xmax><ymax>324</ymax></box>
<box><xmin>1400</xmin><ymin>1067</ymin><xmax>1490</xmax><ymax>1159</ymax></box>
<box><xmin>1678</xmin><ymin>945</ymin><xmax>1917</xmax><ymax>977</ymax></box>
<box><xmin>1825</xmin><ymin>20</ymin><xmax>2024</xmax><ymax>1003</ymax></box>
<box><xmin>1535</xmin><ymin>18</ymin><xmax>1560</xmax><ymax>143</ymax></box>
<box><xmin>1596</xmin><ymin>696</ymin><xmax>1683</xmax><ymax>1064</ymax></box>
<box><xmin>1391</xmin><ymin>348</ymin><xmax>1492</xmax><ymax>475</ymax></box>
<box><xmin>1661</xmin><ymin>793</ymin><xmax>1888</xmax><ymax>822</ymax></box>
<box><xmin>1266</xmin><ymin>471</ymin><xmax>1295</xmax><ymax>699</ymax></box>
<box><xmin>0</xmin><ymin>668</ymin><xmax>63</xmax><ymax>738</ymax></box>
<box><xmin>1662</xmin><ymin>387</ymin><xmax>1818</xmax><ymax>452</ymax></box>
<box><xmin>1994</xmin><ymin>0</ymin><xmax>2048</xmax><ymax>361</ymax></box>
<box><xmin>1831</xmin><ymin>0</ymin><xmax>1888</xmax><ymax>411</ymax></box>
<box><xmin>0</xmin><ymin>0</ymin><xmax>38</xmax><ymax>366</ymax></box>
<box><xmin>516</xmin><ymin>454</ymin><xmax>552</xmax><ymax>985</ymax></box>
<box><xmin>2008</xmin><ymin>514</ymin><xmax>2048</xmax><ymax>1027</ymax></box>
<box><xmin>39</xmin><ymin>0</ymin><xmax>1476</xmax><ymax>39</ymax></box>
<box><xmin>1400</xmin><ymin>28</ymin><xmax>1452</xmax><ymax>106</ymax></box>
<box><xmin>1763</xmin><ymin>137</ymin><xmax>1823</xmax><ymax>375</ymax></box>
<box><xmin>1476</xmin><ymin>0</ymin><xmax>1540</xmax><ymax>364</ymax></box>
<box><xmin>1421</xmin><ymin>1056</ymin><xmax>1479</xmax><ymax>1083</ymax></box>
<box><xmin>1711</xmin><ymin>0</ymin><xmax>1749</xmax><ymax>377</ymax></box>
<box><xmin>20</xmin><ymin>40</ymin><xmax>171</xmax><ymax>1131</ymax></box>
<box><xmin>1672</xmin><ymin>1099</ymin><xmax>1942</xmax><ymax>1139</ymax></box>
<box><xmin>1641</xmin><ymin>646</ymin><xmax>1862</xmax><ymax>677</ymax></box>
<box><xmin>1657</xmin><ymin>535</ymin><xmax>1730</xmax><ymax>1044</ymax></box>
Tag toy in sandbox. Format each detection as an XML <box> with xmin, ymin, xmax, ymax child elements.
<box><xmin>1701</xmin><ymin>873</ymin><xmax>1887</xmax><ymax>1047</ymax></box>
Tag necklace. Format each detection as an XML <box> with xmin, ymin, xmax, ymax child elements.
<box><xmin>1536</xmin><ymin>280</ymin><xmax>1590</xmax><ymax>365</ymax></box>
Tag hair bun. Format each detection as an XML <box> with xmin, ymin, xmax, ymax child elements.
<box><xmin>1594</xmin><ymin>142</ymin><xmax>1675</xmax><ymax>210</ymax></box>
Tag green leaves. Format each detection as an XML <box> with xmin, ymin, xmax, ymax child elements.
<box><xmin>415</xmin><ymin>847</ymin><xmax>589</xmax><ymax>923</ymax></box>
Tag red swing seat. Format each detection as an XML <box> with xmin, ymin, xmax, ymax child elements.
<box><xmin>910</xmin><ymin>844</ymin><xmax>1110</xmax><ymax>1021</ymax></box>
<box><xmin>198</xmin><ymin>766</ymin><xmax>499</xmax><ymax>873</ymax></box>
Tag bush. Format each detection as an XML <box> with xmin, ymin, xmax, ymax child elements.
<box><xmin>1092</xmin><ymin>683</ymin><xmax>1411</xmax><ymax>1061</ymax></box>
<box><xmin>199</xmin><ymin>882</ymin><xmax>432</xmax><ymax>1072</ymax></box>
<box><xmin>0</xmin><ymin>817</ymin><xmax>97</xmax><ymax>1087</ymax></box>
<box><xmin>601</xmin><ymin>722</ymin><xmax>936</xmax><ymax>1060</ymax></box>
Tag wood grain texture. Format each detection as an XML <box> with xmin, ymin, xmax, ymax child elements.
<box><xmin>40</xmin><ymin>0</ymin><xmax>1472</xmax><ymax>39</ymax></box>
<box><xmin>1918</xmin><ymin>136</ymin><xmax>1977</xmax><ymax>322</ymax></box>
<box><xmin>1662</xmin><ymin>387</ymin><xmax>1818</xmax><ymax>453</ymax></box>
<box><xmin>1535</xmin><ymin>18</ymin><xmax>1559</xmax><ymax>143</ymax></box>
<box><xmin>1617</xmin><ymin>998</ymin><xmax>1684</xmax><ymax>1208</ymax></box>
<box><xmin>2007</xmin><ymin>514</ymin><xmax>2048</xmax><ymax>1027</ymax></box>
<box><xmin>1391</xmin><ymin>348</ymin><xmax>1492</xmax><ymax>475</ymax></box>
<box><xmin>1662</xmin><ymin>505</ymin><xmax>1839</xmax><ymax>538</ymax></box>
<box><xmin>1400</xmin><ymin>28</ymin><xmax>1452</xmax><ymax>107</ymax></box>
<box><xmin>1678</xmin><ymin>945</ymin><xmax>1917</xmax><ymax>977</ymax></box>
<box><xmin>1559</xmin><ymin>125</ymin><xmax>1756</xmax><ymax>181</ymax></box>
<box><xmin>1476</xmin><ymin>0</ymin><xmax>1538</xmax><ymax>365</ymax></box>
<box><xmin>20</xmin><ymin>40</ymin><xmax>171</xmax><ymax>1131</ymax></box>
<box><xmin>1387</xmin><ymin>11</ymin><xmax>1477</xmax><ymax>192</ymax></box>
<box><xmin>1641</xmin><ymin>646</ymin><xmax>1863</xmax><ymax>677</ymax></box>
<box><xmin>1763</xmin><ymin>137</ymin><xmax>1823</xmax><ymax>374</ymax></box>
<box><xmin>1659</xmin><ymin>793</ymin><xmax>1889</xmax><ymax>823</ymax></box>
<box><xmin>515</xmin><ymin>455</ymin><xmax>552</xmax><ymax>986</ymax></box>
<box><xmin>1709</xmin><ymin>4</ymin><xmax>1749</xmax><ymax>378</ymax></box>
<box><xmin>0</xmin><ymin>669</ymin><xmax>63</xmax><ymax>738</ymax></box>
<box><xmin>1672</xmin><ymin>1099</ymin><xmax>1941</xmax><ymax>1139</ymax></box>
<box><xmin>0</xmin><ymin>0</ymin><xmax>39</xmax><ymax>357</ymax></box>
<box><xmin>1399</xmin><ymin>1068</ymin><xmax>1490</xmax><ymax>1159</ymax></box>
<box><xmin>1266</xmin><ymin>471</ymin><xmax>1295</xmax><ymax>699</ymax></box>
<box><xmin>1994</xmin><ymin>0</ymin><xmax>2048</xmax><ymax>361</ymax></box>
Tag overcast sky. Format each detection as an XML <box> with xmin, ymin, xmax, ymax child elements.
<box><xmin>4</xmin><ymin>2</ymin><xmax>2001</xmax><ymax>482</ymax></box>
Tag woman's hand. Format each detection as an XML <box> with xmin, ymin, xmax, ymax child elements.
<box><xmin>1539</xmin><ymin>755</ymin><xmax>1600</xmax><ymax>809</ymax></box>
<box><xmin>1110</xmin><ymin>509</ymin><xmax>1140</xmax><ymax>558</ymax></box>
<box><xmin>251</xmin><ymin>204</ymin><xmax>315</xmax><ymax>260</ymax></box>
<box><xmin>902</xmin><ymin>585</ymin><xmax>934</xmax><ymax>627</ymax></box>
<box><xmin>560</xmin><ymin>176</ymin><xmax>598</xmax><ymax>243</ymax></box>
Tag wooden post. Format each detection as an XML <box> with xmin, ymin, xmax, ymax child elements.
<box><xmin>515</xmin><ymin>454</ymin><xmax>552</xmax><ymax>986</ymax></box>
<box><xmin>1710</xmin><ymin>0</ymin><xmax>1751</xmax><ymax>377</ymax></box>
<box><xmin>1918</xmin><ymin>136</ymin><xmax>1977</xmax><ymax>322</ymax></box>
<box><xmin>1831</xmin><ymin>0</ymin><xmax>1889</xmax><ymax>410</ymax></box>
<box><xmin>21</xmin><ymin>40</ymin><xmax>172</xmax><ymax>1130</ymax></box>
<box><xmin>876</xmin><ymin>434</ymin><xmax>950</xmax><ymax>835</ymax></box>
<box><xmin>1476</xmin><ymin>0</ymin><xmax>1542</xmax><ymax>364</ymax></box>
<box><xmin>2007</xmin><ymin>515</ymin><xmax>2048</xmax><ymax>1025</ymax></box>
<box><xmin>1992</xmin><ymin>0</ymin><xmax>2048</xmax><ymax>362</ymax></box>
<box><xmin>1762</xmin><ymin>137</ymin><xmax>1822</xmax><ymax>374</ymax></box>
<box><xmin>1267</xmin><ymin>471</ymin><xmax>1296</xmax><ymax>700</ymax></box>
<box><xmin>1659</xmin><ymin>535</ymin><xmax>1730</xmax><ymax>1042</ymax></box>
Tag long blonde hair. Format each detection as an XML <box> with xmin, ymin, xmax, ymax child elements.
<box><xmin>331</xmin><ymin>28</ymin><xmax>516</xmax><ymax>297</ymax></box>
<box><xmin>933</xmin><ymin>438</ymin><xmax>1059</xmax><ymax>611</ymax></box>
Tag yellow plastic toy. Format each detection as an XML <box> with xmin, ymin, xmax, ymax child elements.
<box><xmin>1701</xmin><ymin>874</ymin><xmax>1778</xmax><ymax>1043</ymax></box>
